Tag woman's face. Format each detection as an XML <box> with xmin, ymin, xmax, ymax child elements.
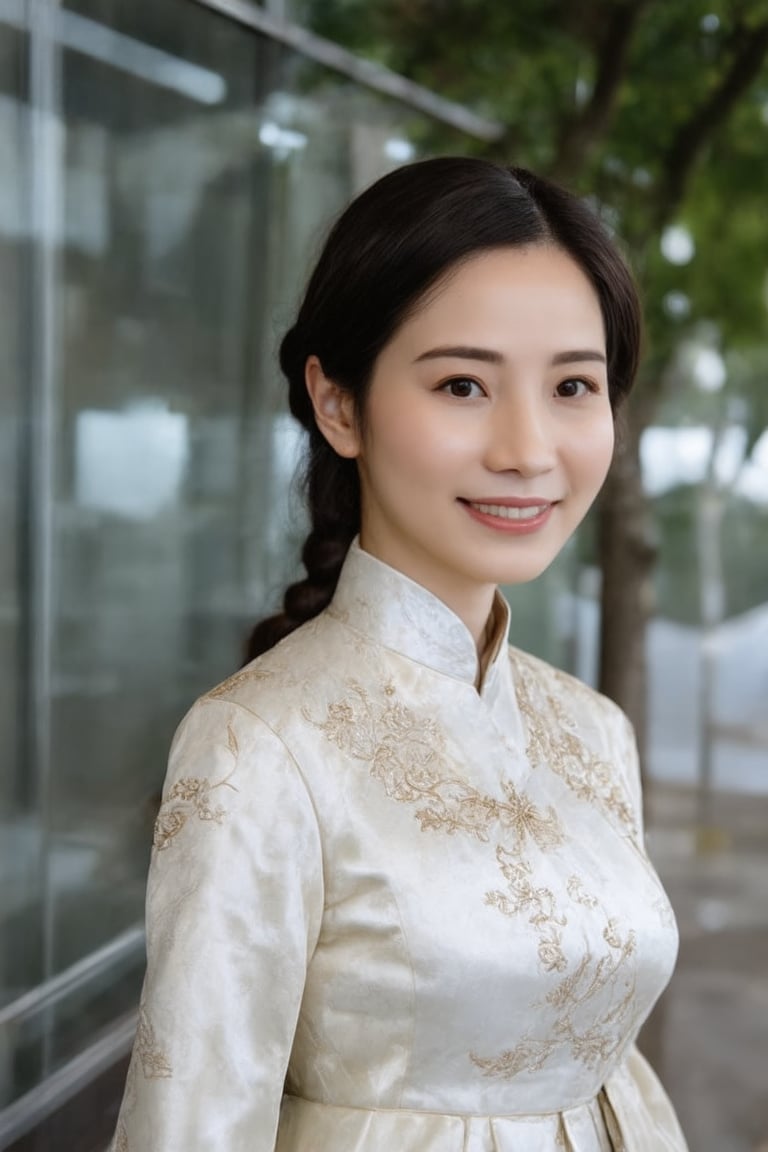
<box><xmin>317</xmin><ymin>244</ymin><xmax>616</xmax><ymax>625</ymax></box>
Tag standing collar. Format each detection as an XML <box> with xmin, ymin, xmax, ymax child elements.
<box><xmin>327</xmin><ymin>539</ymin><xmax>510</xmax><ymax>690</ymax></box>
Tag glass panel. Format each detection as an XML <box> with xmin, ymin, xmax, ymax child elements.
<box><xmin>0</xmin><ymin>8</ymin><xmax>44</xmax><ymax>1104</ymax></box>
<box><xmin>0</xmin><ymin>0</ymin><xmax>472</xmax><ymax>1119</ymax></box>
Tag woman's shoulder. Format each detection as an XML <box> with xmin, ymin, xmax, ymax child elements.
<box><xmin>507</xmin><ymin>642</ymin><xmax>630</xmax><ymax>736</ymax></box>
<box><xmin>184</xmin><ymin>608</ymin><xmax>373</xmax><ymax>758</ymax></box>
<box><xmin>156</xmin><ymin>615</ymin><xmax>349</xmax><ymax>830</ymax></box>
<box><xmin>203</xmin><ymin>609</ymin><xmax>345</xmax><ymax>711</ymax></box>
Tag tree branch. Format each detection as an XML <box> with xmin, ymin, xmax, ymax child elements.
<box><xmin>551</xmin><ymin>0</ymin><xmax>652</xmax><ymax>182</ymax></box>
<box><xmin>655</xmin><ymin>20</ymin><xmax>768</xmax><ymax>228</ymax></box>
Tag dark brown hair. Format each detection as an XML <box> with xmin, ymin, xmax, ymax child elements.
<box><xmin>245</xmin><ymin>156</ymin><xmax>641</xmax><ymax>661</ymax></box>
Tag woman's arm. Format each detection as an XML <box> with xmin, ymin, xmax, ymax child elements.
<box><xmin>111</xmin><ymin>697</ymin><xmax>324</xmax><ymax>1152</ymax></box>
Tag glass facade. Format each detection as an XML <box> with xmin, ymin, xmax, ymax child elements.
<box><xmin>0</xmin><ymin>1</ymin><xmax>471</xmax><ymax>1142</ymax></box>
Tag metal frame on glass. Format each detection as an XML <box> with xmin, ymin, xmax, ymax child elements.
<box><xmin>191</xmin><ymin>0</ymin><xmax>505</xmax><ymax>141</ymax></box>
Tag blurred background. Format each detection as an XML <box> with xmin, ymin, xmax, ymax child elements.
<box><xmin>0</xmin><ymin>1</ymin><xmax>766</xmax><ymax>1149</ymax></box>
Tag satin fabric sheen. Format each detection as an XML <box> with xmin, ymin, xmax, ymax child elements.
<box><xmin>111</xmin><ymin>542</ymin><xmax>688</xmax><ymax>1152</ymax></box>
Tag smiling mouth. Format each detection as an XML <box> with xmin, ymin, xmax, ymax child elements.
<box><xmin>465</xmin><ymin>501</ymin><xmax>552</xmax><ymax>521</ymax></box>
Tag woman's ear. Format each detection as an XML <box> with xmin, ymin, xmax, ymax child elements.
<box><xmin>305</xmin><ymin>356</ymin><xmax>361</xmax><ymax>458</ymax></box>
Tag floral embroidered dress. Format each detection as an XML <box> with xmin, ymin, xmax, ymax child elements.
<box><xmin>111</xmin><ymin>542</ymin><xmax>688</xmax><ymax>1152</ymax></box>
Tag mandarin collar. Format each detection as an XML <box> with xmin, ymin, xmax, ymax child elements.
<box><xmin>327</xmin><ymin>539</ymin><xmax>510</xmax><ymax>691</ymax></box>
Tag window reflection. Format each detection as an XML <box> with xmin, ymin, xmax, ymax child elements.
<box><xmin>75</xmin><ymin>405</ymin><xmax>189</xmax><ymax>520</ymax></box>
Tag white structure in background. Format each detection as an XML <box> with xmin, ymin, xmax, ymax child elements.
<box><xmin>568</xmin><ymin>593</ymin><xmax>768</xmax><ymax>795</ymax></box>
<box><xmin>636</xmin><ymin>404</ymin><xmax>768</xmax><ymax>794</ymax></box>
<box><xmin>640</xmin><ymin>425</ymin><xmax>768</xmax><ymax>506</ymax></box>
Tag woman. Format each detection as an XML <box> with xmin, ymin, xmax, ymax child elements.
<box><xmin>112</xmin><ymin>157</ymin><xmax>688</xmax><ymax>1151</ymax></box>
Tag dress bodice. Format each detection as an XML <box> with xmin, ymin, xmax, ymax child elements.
<box><xmin>111</xmin><ymin>542</ymin><xmax>688</xmax><ymax>1152</ymax></box>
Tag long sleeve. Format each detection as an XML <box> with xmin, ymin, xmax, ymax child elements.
<box><xmin>111</xmin><ymin>697</ymin><xmax>324</xmax><ymax>1152</ymax></box>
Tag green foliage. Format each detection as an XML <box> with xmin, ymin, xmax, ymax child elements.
<box><xmin>306</xmin><ymin>0</ymin><xmax>768</xmax><ymax>372</ymax></box>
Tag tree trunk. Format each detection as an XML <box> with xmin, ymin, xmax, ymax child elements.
<box><xmin>596</xmin><ymin>426</ymin><xmax>657</xmax><ymax>776</ymax></box>
<box><xmin>597</xmin><ymin>424</ymin><xmax>665</xmax><ymax>1068</ymax></box>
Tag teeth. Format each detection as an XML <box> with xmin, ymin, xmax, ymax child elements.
<box><xmin>469</xmin><ymin>502</ymin><xmax>549</xmax><ymax>520</ymax></box>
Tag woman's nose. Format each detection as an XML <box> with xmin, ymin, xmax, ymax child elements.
<box><xmin>484</xmin><ymin>393</ymin><xmax>558</xmax><ymax>477</ymax></box>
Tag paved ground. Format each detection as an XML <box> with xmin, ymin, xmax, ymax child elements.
<box><xmin>643</xmin><ymin>784</ymin><xmax>768</xmax><ymax>1152</ymax></box>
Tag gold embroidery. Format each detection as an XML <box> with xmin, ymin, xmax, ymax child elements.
<box><xmin>513</xmin><ymin>653</ymin><xmax>638</xmax><ymax>840</ymax></box>
<box><xmin>567</xmin><ymin>875</ymin><xmax>599</xmax><ymax>907</ymax></box>
<box><xmin>153</xmin><ymin>724</ymin><xmax>239</xmax><ymax>850</ymax></box>
<box><xmin>486</xmin><ymin>852</ymin><xmax>568</xmax><ymax>973</ymax></box>
<box><xmin>113</xmin><ymin>1046</ymin><xmax>139</xmax><ymax>1149</ymax></box>
<box><xmin>206</xmin><ymin>666</ymin><xmax>273</xmax><ymax>699</ymax></box>
<box><xmin>110</xmin><ymin>1003</ymin><xmax>171</xmax><ymax>1146</ymax></box>
<box><xmin>310</xmin><ymin>675</ymin><xmax>641</xmax><ymax>1083</ymax></box>
<box><xmin>418</xmin><ymin>776</ymin><xmax>565</xmax><ymax>848</ymax></box>
<box><xmin>137</xmin><ymin>1004</ymin><xmax>172</xmax><ymax>1079</ymax></box>
<box><xmin>471</xmin><ymin>1037</ymin><xmax>554</xmax><ymax>1078</ymax></box>
<box><xmin>308</xmin><ymin>680</ymin><xmax>565</xmax><ymax>848</ymax></box>
<box><xmin>473</xmin><ymin>871</ymin><xmax>638</xmax><ymax>1079</ymax></box>
<box><xmin>538</xmin><ymin>927</ymin><xmax>569</xmax><ymax>975</ymax></box>
<box><xmin>497</xmin><ymin>781</ymin><xmax>565</xmax><ymax>850</ymax></box>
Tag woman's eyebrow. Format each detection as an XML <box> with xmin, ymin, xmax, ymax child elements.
<box><xmin>551</xmin><ymin>349</ymin><xmax>607</xmax><ymax>365</ymax></box>
<box><xmin>414</xmin><ymin>345</ymin><xmax>504</xmax><ymax>364</ymax></box>
<box><xmin>413</xmin><ymin>345</ymin><xmax>607</xmax><ymax>366</ymax></box>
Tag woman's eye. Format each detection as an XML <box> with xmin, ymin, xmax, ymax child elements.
<box><xmin>556</xmin><ymin>377</ymin><xmax>594</xmax><ymax>399</ymax></box>
<box><xmin>439</xmin><ymin>377</ymin><xmax>484</xmax><ymax>398</ymax></box>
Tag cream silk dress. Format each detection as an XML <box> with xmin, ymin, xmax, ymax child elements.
<box><xmin>111</xmin><ymin>542</ymin><xmax>688</xmax><ymax>1152</ymax></box>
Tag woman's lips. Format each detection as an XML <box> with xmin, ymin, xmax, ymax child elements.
<box><xmin>460</xmin><ymin>498</ymin><xmax>557</xmax><ymax>532</ymax></box>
